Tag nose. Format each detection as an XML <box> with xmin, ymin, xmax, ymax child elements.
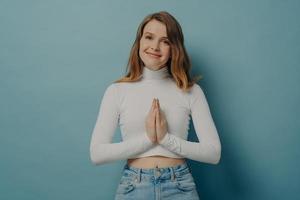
<box><xmin>151</xmin><ymin>41</ymin><xmax>160</xmax><ymax>51</ymax></box>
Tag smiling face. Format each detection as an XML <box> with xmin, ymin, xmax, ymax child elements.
<box><xmin>139</xmin><ymin>19</ymin><xmax>171</xmax><ymax>71</ymax></box>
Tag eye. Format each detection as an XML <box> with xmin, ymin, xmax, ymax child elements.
<box><xmin>163</xmin><ymin>40</ymin><xmax>170</xmax><ymax>45</ymax></box>
<box><xmin>145</xmin><ymin>35</ymin><xmax>152</xmax><ymax>40</ymax></box>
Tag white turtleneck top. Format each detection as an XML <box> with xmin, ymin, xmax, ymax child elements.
<box><xmin>90</xmin><ymin>66</ymin><xmax>221</xmax><ymax>165</ymax></box>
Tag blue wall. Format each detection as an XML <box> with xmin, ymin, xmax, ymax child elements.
<box><xmin>0</xmin><ymin>0</ymin><xmax>299</xmax><ymax>199</ymax></box>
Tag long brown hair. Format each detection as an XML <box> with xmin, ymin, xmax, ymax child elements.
<box><xmin>114</xmin><ymin>11</ymin><xmax>202</xmax><ymax>92</ymax></box>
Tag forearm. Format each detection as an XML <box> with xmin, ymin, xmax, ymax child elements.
<box><xmin>90</xmin><ymin>132</ymin><xmax>154</xmax><ymax>165</ymax></box>
<box><xmin>159</xmin><ymin>132</ymin><xmax>221</xmax><ymax>164</ymax></box>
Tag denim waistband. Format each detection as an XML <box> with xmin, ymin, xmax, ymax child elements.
<box><xmin>123</xmin><ymin>162</ymin><xmax>189</xmax><ymax>175</ymax></box>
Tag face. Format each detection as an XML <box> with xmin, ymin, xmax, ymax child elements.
<box><xmin>139</xmin><ymin>19</ymin><xmax>171</xmax><ymax>70</ymax></box>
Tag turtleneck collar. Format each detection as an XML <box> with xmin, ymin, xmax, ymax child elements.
<box><xmin>141</xmin><ymin>65</ymin><xmax>171</xmax><ymax>80</ymax></box>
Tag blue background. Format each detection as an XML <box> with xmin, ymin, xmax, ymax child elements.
<box><xmin>1</xmin><ymin>0</ymin><xmax>299</xmax><ymax>199</ymax></box>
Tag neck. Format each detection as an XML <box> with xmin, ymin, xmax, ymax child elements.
<box><xmin>141</xmin><ymin>65</ymin><xmax>170</xmax><ymax>81</ymax></box>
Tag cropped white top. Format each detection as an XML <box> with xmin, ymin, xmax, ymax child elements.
<box><xmin>90</xmin><ymin>66</ymin><xmax>221</xmax><ymax>165</ymax></box>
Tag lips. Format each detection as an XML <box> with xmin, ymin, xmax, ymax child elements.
<box><xmin>146</xmin><ymin>52</ymin><xmax>161</xmax><ymax>57</ymax></box>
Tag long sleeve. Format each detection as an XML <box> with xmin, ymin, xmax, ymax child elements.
<box><xmin>159</xmin><ymin>84</ymin><xmax>221</xmax><ymax>164</ymax></box>
<box><xmin>89</xmin><ymin>84</ymin><xmax>154</xmax><ymax>165</ymax></box>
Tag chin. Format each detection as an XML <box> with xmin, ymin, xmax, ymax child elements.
<box><xmin>144</xmin><ymin>63</ymin><xmax>164</xmax><ymax>70</ymax></box>
<box><xmin>142</xmin><ymin>59</ymin><xmax>165</xmax><ymax>68</ymax></box>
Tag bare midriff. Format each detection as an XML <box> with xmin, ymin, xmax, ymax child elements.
<box><xmin>127</xmin><ymin>155</ymin><xmax>186</xmax><ymax>169</ymax></box>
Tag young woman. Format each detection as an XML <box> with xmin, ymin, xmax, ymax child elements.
<box><xmin>90</xmin><ymin>11</ymin><xmax>221</xmax><ymax>200</ymax></box>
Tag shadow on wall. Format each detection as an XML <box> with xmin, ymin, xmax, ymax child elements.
<box><xmin>187</xmin><ymin>56</ymin><xmax>262</xmax><ymax>200</ymax></box>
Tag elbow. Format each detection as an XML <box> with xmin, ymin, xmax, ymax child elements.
<box><xmin>212</xmin><ymin>152</ymin><xmax>221</xmax><ymax>165</ymax></box>
<box><xmin>89</xmin><ymin>143</ymin><xmax>112</xmax><ymax>165</ymax></box>
<box><xmin>211</xmin><ymin>143</ymin><xmax>221</xmax><ymax>165</ymax></box>
<box><xmin>90</xmin><ymin>157</ymin><xmax>98</xmax><ymax>166</ymax></box>
<box><xmin>90</xmin><ymin>146</ymin><xmax>110</xmax><ymax>166</ymax></box>
<box><xmin>90</xmin><ymin>149</ymin><xmax>98</xmax><ymax>165</ymax></box>
<box><xmin>90</xmin><ymin>146</ymin><xmax>101</xmax><ymax>165</ymax></box>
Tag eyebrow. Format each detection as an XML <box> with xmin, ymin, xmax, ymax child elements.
<box><xmin>144</xmin><ymin>32</ymin><xmax>169</xmax><ymax>39</ymax></box>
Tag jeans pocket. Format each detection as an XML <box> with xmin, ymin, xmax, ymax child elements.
<box><xmin>175</xmin><ymin>173</ymin><xmax>196</xmax><ymax>192</ymax></box>
<box><xmin>116</xmin><ymin>172</ymin><xmax>136</xmax><ymax>194</ymax></box>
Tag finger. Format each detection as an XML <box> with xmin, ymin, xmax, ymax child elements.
<box><xmin>150</xmin><ymin>98</ymin><xmax>156</xmax><ymax>113</ymax></box>
<box><xmin>156</xmin><ymin>105</ymin><xmax>160</xmax><ymax>122</ymax></box>
<box><xmin>151</xmin><ymin>98</ymin><xmax>155</xmax><ymax>112</ymax></box>
<box><xmin>151</xmin><ymin>99</ymin><xmax>157</xmax><ymax>117</ymax></box>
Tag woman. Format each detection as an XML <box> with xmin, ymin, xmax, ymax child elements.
<box><xmin>90</xmin><ymin>11</ymin><xmax>221</xmax><ymax>200</ymax></box>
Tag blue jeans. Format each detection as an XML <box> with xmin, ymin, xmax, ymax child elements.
<box><xmin>114</xmin><ymin>162</ymin><xmax>200</xmax><ymax>200</ymax></box>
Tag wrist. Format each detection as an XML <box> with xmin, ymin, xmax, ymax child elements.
<box><xmin>158</xmin><ymin>132</ymin><xmax>169</xmax><ymax>145</ymax></box>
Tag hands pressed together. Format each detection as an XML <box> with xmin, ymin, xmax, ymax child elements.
<box><xmin>145</xmin><ymin>98</ymin><xmax>168</xmax><ymax>144</ymax></box>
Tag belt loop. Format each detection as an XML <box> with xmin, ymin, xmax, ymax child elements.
<box><xmin>170</xmin><ymin>167</ymin><xmax>175</xmax><ymax>181</ymax></box>
<box><xmin>137</xmin><ymin>168</ymin><xmax>141</xmax><ymax>183</ymax></box>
